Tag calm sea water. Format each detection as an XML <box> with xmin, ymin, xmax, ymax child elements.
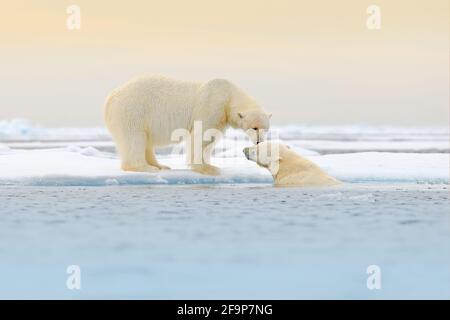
<box><xmin>0</xmin><ymin>183</ymin><xmax>449</xmax><ymax>299</ymax></box>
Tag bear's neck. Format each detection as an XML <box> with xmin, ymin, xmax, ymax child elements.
<box><xmin>225</xmin><ymin>87</ymin><xmax>240</xmax><ymax>128</ymax></box>
<box><xmin>273</xmin><ymin>155</ymin><xmax>315</xmax><ymax>182</ymax></box>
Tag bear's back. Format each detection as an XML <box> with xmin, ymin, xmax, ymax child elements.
<box><xmin>113</xmin><ymin>75</ymin><xmax>200</xmax><ymax>103</ymax></box>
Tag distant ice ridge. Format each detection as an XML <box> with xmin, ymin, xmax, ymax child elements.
<box><xmin>0</xmin><ymin>146</ymin><xmax>447</xmax><ymax>186</ymax></box>
<box><xmin>0</xmin><ymin>119</ymin><xmax>109</xmax><ymax>141</ymax></box>
<box><xmin>272</xmin><ymin>124</ymin><xmax>449</xmax><ymax>138</ymax></box>
<box><xmin>0</xmin><ymin>118</ymin><xmax>448</xmax><ymax>142</ymax></box>
<box><xmin>1</xmin><ymin>119</ymin><xmax>449</xmax><ymax>155</ymax></box>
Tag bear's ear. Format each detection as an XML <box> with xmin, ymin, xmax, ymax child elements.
<box><xmin>267</xmin><ymin>113</ymin><xmax>272</xmax><ymax>119</ymax></box>
<box><xmin>238</xmin><ymin>112</ymin><xmax>245</xmax><ymax>119</ymax></box>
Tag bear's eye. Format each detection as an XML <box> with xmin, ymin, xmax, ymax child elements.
<box><xmin>253</xmin><ymin>127</ymin><xmax>258</xmax><ymax>131</ymax></box>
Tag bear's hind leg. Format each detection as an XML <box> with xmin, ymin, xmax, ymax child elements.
<box><xmin>115</xmin><ymin>131</ymin><xmax>159</xmax><ymax>172</ymax></box>
<box><xmin>145</xmin><ymin>138</ymin><xmax>171</xmax><ymax>170</ymax></box>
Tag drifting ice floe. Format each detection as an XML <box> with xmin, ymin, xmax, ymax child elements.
<box><xmin>0</xmin><ymin>146</ymin><xmax>447</xmax><ymax>186</ymax></box>
<box><xmin>0</xmin><ymin>119</ymin><xmax>448</xmax><ymax>186</ymax></box>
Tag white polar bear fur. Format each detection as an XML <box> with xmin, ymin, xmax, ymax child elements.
<box><xmin>244</xmin><ymin>142</ymin><xmax>340</xmax><ymax>187</ymax></box>
<box><xmin>104</xmin><ymin>75</ymin><xmax>270</xmax><ymax>175</ymax></box>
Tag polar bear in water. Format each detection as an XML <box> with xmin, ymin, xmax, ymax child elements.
<box><xmin>243</xmin><ymin>142</ymin><xmax>340</xmax><ymax>187</ymax></box>
<box><xmin>104</xmin><ymin>76</ymin><xmax>271</xmax><ymax>175</ymax></box>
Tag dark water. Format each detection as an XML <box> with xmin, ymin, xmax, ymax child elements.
<box><xmin>0</xmin><ymin>184</ymin><xmax>449</xmax><ymax>299</ymax></box>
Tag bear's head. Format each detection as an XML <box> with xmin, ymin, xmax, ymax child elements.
<box><xmin>237</xmin><ymin>110</ymin><xmax>272</xmax><ymax>144</ymax></box>
<box><xmin>243</xmin><ymin>141</ymin><xmax>288</xmax><ymax>175</ymax></box>
<box><xmin>208</xmin><ymin>78</ymin><xmax>271</xmax><ymax>143</ymax></box>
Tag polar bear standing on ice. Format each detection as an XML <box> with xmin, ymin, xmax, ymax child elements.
<box><xmin>104</xmin><ymin>76</ymin><xmax>271</xmax><ymax>175</ymax></box>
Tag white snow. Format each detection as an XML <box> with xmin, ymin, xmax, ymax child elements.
<box><xmin>0</xmin><ymin>146</ymin><xmax>271</xmax><ymax>186</ymax></box>
<box><xmin>0</xmin><ymin>146</ymin><xmax>447</xmax><ymax>186</ymax></box>
<box><xmin>313</xmin><ymin>152</ymin><xmax>449</xmax><ymax>183</ymax></box>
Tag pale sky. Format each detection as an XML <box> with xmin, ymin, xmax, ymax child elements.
<box><xmin>0</xmin><ymin>0</ymin><xmax>448</xmax><ymax>126</ymax></box>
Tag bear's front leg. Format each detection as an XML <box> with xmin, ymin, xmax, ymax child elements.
<box><xmin>190</xmin><ymin>163</ymin><xmax>220</xmax><ymax>176</ymax></box>
<box><xmin>145</xmin><ymin>144</ymin><xmax>171</xmax><ymax>170</ymax></box>
<box><xmin>187</xmin><ymin>139</ymin><xmax>220</xmax><ymax>176</ymax></box>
